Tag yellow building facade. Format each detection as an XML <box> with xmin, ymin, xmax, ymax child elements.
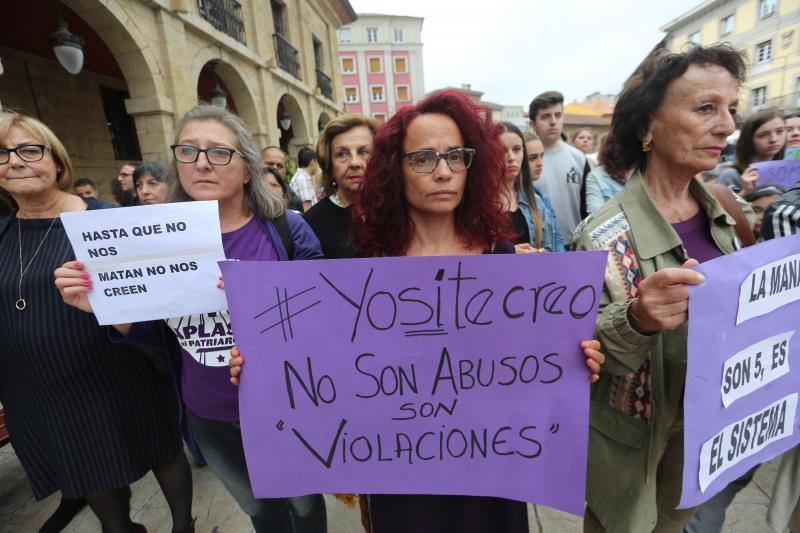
<box><xmin>662</xmin><ymin>0</ymin><xmax>800</xmax><ymax>116</ymax></box>
<box><xmin>0</xmin><ymin>0</ymin><xmax>354</xmax><ymax>196</ymax></box>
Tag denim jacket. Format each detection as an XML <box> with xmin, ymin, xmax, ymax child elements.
<box><xmin>586</xmin><ymin>165</ymin><xmax>626</xmax><ymax>214</ymax></box>
<box><xmin>517</xmin><ymin>187</ymin><xmax>566</xmax><ymax>251</ymax></box>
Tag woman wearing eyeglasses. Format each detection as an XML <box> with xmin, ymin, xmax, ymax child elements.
<box><xmin>54</xmin><ymin>105</ymin><xmax>327</xmax><ymax>533</ymax></box>
<box><xmin>0</xmin><ymin>112</ymin><xmax>193</xmax><ymax>532</ymax></box>
<box><xmin>349</xmin><ymin>89</ymin><xmax>604</xmax><ymax>533</ymax></box>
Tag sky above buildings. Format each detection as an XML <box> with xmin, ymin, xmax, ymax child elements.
<box><xmin>349</xmin><ymin>0</ymin><xmax>704</xmax><ymax>107</ymax></box>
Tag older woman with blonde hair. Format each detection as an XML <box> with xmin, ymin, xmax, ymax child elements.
<box><xmin>302</xmin><ymin>113</ymin><xmax>379</xmax><ymax>258</ymax></box>
<box><xmin>0</xmin><ymin>112</ymin><xmax>193</xmax><ymax>532</ymax></box>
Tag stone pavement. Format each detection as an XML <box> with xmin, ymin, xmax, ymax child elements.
<box><xmin>0</xmin><ymin>443</ymin><xmax>781</xmax><ymax>532</ymax></box>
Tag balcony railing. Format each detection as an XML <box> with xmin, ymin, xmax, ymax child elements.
<box><xmin>274</xmin><ymin>33</ymin><xmax>301</xmax><ymax>80</ymax></box>
<box><xmin>316</xmin><ymin>68</ymin><xmax>332</xmax><ymax>100</ymax></box>
<box><xmin>197</xmin><ymin>0</ymin><xmax>246</xmax><ymax>44</ymax></box>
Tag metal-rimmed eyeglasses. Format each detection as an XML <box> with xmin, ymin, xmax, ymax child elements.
<box><xmin>171</xmin><ymin>144</ymin><xmax>243</xmax><ymax>166</ymax></box>
<box><xmin>0</xmin><ymin>144</ymin><xmax>48</xmax><ymax>165</ymax></box>
<box><xmin>403</xmin><ymin>148</ymin><xmax>475</xmax><ymax>174</ymax></box>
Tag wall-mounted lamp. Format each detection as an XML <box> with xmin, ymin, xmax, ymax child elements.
<box><xmin>209</xmin><ymin>63</ymin><xmax>228</xmax><ymax>108</ymax></box>
<box><xmin>279</xmin><ymin>112</ymin><xmax>292</xmax><ymax>131</ymax></box>
<box><xmin>48</xmin><ymin>4</ymin><xmax>84</xmax><ymax>75</ymax></box>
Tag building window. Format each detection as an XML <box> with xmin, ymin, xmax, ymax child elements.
<box><xmin>689</xmin><ymin>31</ymin><xmax>701</xmax><ymax>44</ymax></box>
<box><xmin>759</xmin><ymin>0</ymin><xmax>777</xmax><ymax>19</ymax></box>
<box><xmin>368</xmin><ymin>56</ymin><xmax>383</xmax><ymax>73</ymax></box>
<box><xmin>756</xmin><ymin>40</ymin><xmax>772</xmax><ymax>63</ymax></box>
<box><xmin>271</xmin><ymin>0</ymin><xmax>285</xmax><ymax>36</ymax></box>
<box><xmin>373</xmin><ymin>113</ymin><xmax>386</xmax><ymax>125</ymax></box>
<box><xmin>197</xmin><ymin>0</ymin><xmax>246</xmax><ymax>44</ymax></box>
<box><xmin>100</xmin><ymin>87</ymin><xmax>142</xmax><ymax>161</ymax></box>
<box><xmin>370</xmin><ymin>86</ymin><xmax>385</xmax><ymax>102</ymax></box>
<box><xmin>345</xmin><ymin>87</ymin><xmax>358</xmax><ymax>104</ymax></box>
<box><xmin>393</xmin><ymin>28</ymin><xmax>404</xmax><ymax>43</ymax></box>
<box><xmin>393</xmin><ymin>57</ymin><xmax>408</xmax><ymax>74</ymax></box>
<box><xmin>719</xmin><ymin>14</ymin><xmax>735</xmax><ymax>36</ymax></box>
<box><xmin>339</xmin><ymin>27</ymin><xmax>351</xmax><ymax>44</ymax></box>
<box><xmin>396</xmin><ymin>85</ymin><xmax>410</xmax><ymax>102</ymax></box>
<box><xmin>367</xmin><ymin>27</ymin><xmax>378</xmax><ymax>43</ymax></box>
<box><xmin>341</xmin><ymin>57</ymin><xmax>355</xmax><ymax>74</ymax></box>
<box><xmin>313</xmin><ymin>36</ymin><xmax>323</xmax><ymax>70</ymax></box>
<box><xmin>752</xmin><ymin>86</ymin><xmax>768</xmax><ymax>108</ymax></box>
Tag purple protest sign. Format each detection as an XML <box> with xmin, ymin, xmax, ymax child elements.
<box><xmin>220</xmin><ymin>252</ymin><xmax>607</xmax><ymax>516</ymax></box>
<box><xmin>753</xmin><ymin>160</ymin><xmax>800</xmax><ymax>190</ymax></box>
<box><xmin>680</xmin><ymin>234</ymin><xmax>800</xmax><ymax>508</ymax></box>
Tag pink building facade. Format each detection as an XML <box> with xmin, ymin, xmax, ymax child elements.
<box><xmin>337</xmin><ymin>14</ymin><xmax>425</xmax><ymax>124</ymax></box>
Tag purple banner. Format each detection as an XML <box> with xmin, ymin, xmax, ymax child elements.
<box><xmin>220</xmin><ymin>252</ymin><xmax>607</xmax><ymax>516</ymax></box>
<box><xmin>753</xmin><ymin>160</ymin><xmax>800</xmax><ymax>190</ymax></box>
<box><xmin>680</xmin><ymin>234</ymin><xmax>800</xmax><ymax>508</ymax></box>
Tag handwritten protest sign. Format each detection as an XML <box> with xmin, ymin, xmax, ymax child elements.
<box><xmin>220</xmin><ymin>252</ymin><xmax>607</xmax><ymax>515</ymax></box>
<box><xmin>753</xmin><ymin>160</ymin><xmax>800</xmax><ymax>190</ymax></box>
<box><xmin>680</xmin><ymin>234</ymin><xmax>800</xmax><ymax>508</ymax></box>
<box><xmin>62</xmin><ymin>201</ymin><xmax>226</xmax><ymax>325</ymax></box>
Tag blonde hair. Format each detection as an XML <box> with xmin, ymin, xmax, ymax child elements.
<box><xmin>522</xmin><ymin>131</ymin><xmax>541</xmax><ymax>143</ymax></box>
<box><xmin>0</xmin><ymin>111</ymin><xmax>74</xmax><ymax>191</ymax></box>
<box><xmin>316</xmin><ymin>114</ymin><xmax>379</xmax><ymax>196</ymax></box>
<box><xmin>168</xmin><ymin>104</ymin><xmax>284</xmax><ymax>221</ymax></box>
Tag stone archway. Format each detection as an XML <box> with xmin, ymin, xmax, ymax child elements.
<box><xmin>63</xmin><ymin>0</ymin><xmax>172</xmax><ymax>161</ymax></box>
<box><xmin>195</xmin><ymin>60</ymin><xmax>259</xmax><ymax>130</ymax></box>
<box><xmin>277</xmin><ymin>93</ymin><xmax>309</xmax><ymax>153</ymax></box>
<box><xmin>317</xmin><ymin>111</ymin><xmax>332</xmax><ymax>135</ymax></box>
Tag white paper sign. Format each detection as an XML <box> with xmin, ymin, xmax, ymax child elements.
<box><xmin>720</xmin><ymin>331</ymin><xmax>794</xmax><ymax>408</ymax></box>
<box><xmin>699</xmin><ymin>393</ymin><xmax>797</xmax><ymax>492</ymax></box>
<box><xmin>737</xmin><ymin>254</ymin><xmax>800</xmax><ymax>324</ymax></box>
<box><xmin>61</xmin><ymin>201</ymin><xmax>227</xmax><ymax>325</ymax></box>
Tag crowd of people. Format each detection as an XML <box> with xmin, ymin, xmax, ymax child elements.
<box><xmin>1</xmin><ymin>42</ymin><xmax>800</xmax><ymax>533</ymax></box>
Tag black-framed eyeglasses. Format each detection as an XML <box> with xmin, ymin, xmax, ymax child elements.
<box><xmin>171</xmin><ymin>144</ymin><xmax>242</xmax><ymax>166</ymax></box>
<box><xmin>403</xmin><ymin>148</ymin><xmax>475</xmax><ymax>174</ymax></box>
<box><xmin>0</xmin><ymin>144</ymin><xmax>48</xmax><ymax>165</ymax></box>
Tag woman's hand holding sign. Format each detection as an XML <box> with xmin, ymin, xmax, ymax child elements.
<box><xmin>581</xmin><ymin>340</ymin><xmax>604</xmax><ymax>383</ymax></box>
<box><xmin>229</xmin><ymin>346</ymin><xmax>244</xmax><ymax>386</ymax></box>
<box><xmin>628</xmin><ymin>258</ymin><xmax>704</xmax><ymax>334</ymax></box>
<box><xmin>54</xmin><ymin>260</ymin><xmax>94</xmax><ymax>314</ymax></box>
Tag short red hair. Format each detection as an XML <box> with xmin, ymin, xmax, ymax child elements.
<box><xmin>352</xmin><ymin>89</ymin><xmax>513</xmax><ymax>257</ymax></box>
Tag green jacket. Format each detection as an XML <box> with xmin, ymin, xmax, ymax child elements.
<box><xmin>572</xmin><ymin>172</ymin><xmax>753</xmax><ymax>531</ymax></box>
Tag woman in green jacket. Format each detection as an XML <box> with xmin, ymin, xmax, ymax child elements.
<box><xmin>572</xmin><ymin>44</ymin><xmax>753</xmax><ymax>533</ymax></box>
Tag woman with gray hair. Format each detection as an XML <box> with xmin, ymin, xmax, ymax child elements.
<box><xmin>55</xmin><ymin>104</ymin><xmax>326</xmax><ymax>532</ymax></box>
<box><xmin>133</xmin><ymin>161</ymin><xmax>170</xmax><ymax>205</ymax></box>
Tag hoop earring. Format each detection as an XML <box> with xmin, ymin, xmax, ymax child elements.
<box><xmin>642</xmin><ymin>140</ymin><xmax>652</xmax><ymax>153</ymax></box>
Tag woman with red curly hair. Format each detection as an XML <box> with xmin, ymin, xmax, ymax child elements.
<box><xmin>351</xmin><ymin>90</ymin><xmax>513</xmax><ymax>257</ymax></box>
<box><xmin>352</xmin><ymin>89</ymin><xmax>604</xmax><ymax>532</ymax></box>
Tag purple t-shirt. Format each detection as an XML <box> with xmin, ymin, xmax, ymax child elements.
<box><xmin>167</xmin><ymin>217</ymin><xmax>278</xmax><ymax>422</ymax></box>
<box><xmin>671</xmin><ymin>210</ymin><xmax>724</xmax><ymax>264</ymax></box>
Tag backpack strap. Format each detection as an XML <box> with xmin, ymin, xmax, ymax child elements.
<box><xmin>706</xmin><ymin>183</ymin><xmax>757</xmax><ymax>248</ymax></box>
<box><xmin>273</xmin><ymin>212</ymin><xmax>295</xmax><ymax>259</ymax></box>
